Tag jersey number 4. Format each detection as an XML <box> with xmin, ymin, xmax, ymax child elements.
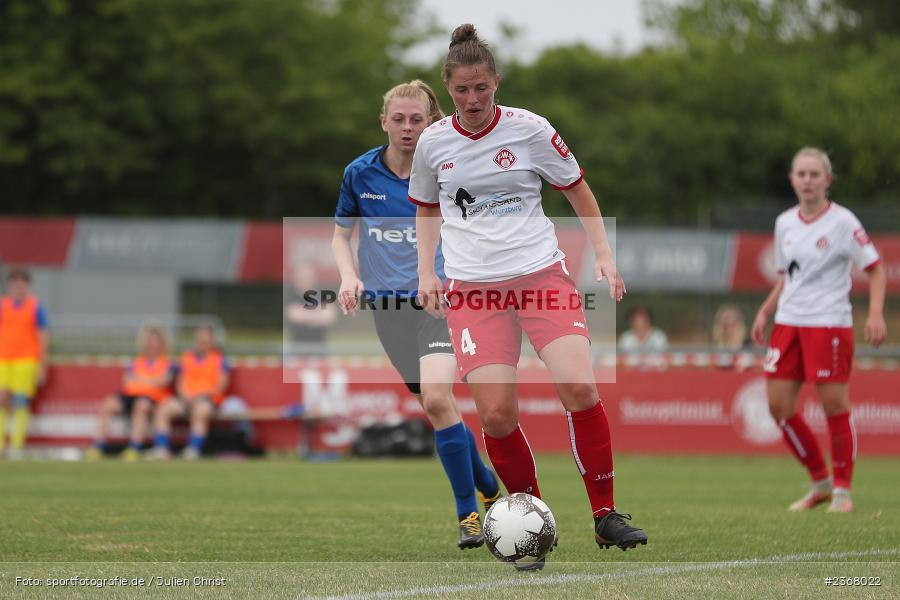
<box><xmin>460</xmin><ymin>328</ymin><xmax>477</xmax><ymax>356</ymax></box>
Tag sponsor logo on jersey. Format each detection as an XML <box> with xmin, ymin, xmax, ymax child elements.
<box><xmin>451</xmin><ymin>189</ymin><xmax>524</xmax><ymax>220</ymax></box>
<box><xmin>550</xmin><ymin>132</ymin><xmax>572</xmax><ymax>159</ymax></box>
<box><xmin>816</xmin><ymin>236</ymin><xmax>829</xmax><ymax>250</ymax></box>
<box><xmin>359</xmin><ymin>192</ymin><xmax>387</xmax><ymax>201</ymax></box>
<box><xmin>441</xmin><ymin>162</ymin><xmax>454</xmax><ymax>171</ymax></box>
<box><xmin>573</xmin><ymin>321</ymin><xmax>585</xmax><ymax>329</ymax></box>
<box><xmin>493</xmin><ymin>148</ymin><xmax>517</xmax><ymax>170</ymax></box>
<box><xmin>452</xmin><ymin>188</ymin><xmax>477</xmax><ymax>220</ymax></box>
<box><xmin>853</xmin><ymin>227</ymin><xmax>871</xmax><ymax>246</ymax></box>
<box><xmin>817</xmin><ymin>369</ymin><xmax>832</xmax><ymax>378</ymax></box>
<box><xmin>367</xmin><ymin>226</ymin><xmax>416</xmax><ymax>244</ymax></box>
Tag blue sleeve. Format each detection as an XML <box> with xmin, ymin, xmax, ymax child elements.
<box><xmin>335</xmin><ymin>164</ymin><xmax>360</xmax><ymax>228</ymax></box>
<box><xmin>36</xmin><ymin>303</ymin><xmax>49</xmax><ymax>329</ymax></box>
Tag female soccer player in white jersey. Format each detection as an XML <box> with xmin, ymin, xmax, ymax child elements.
<box><xmin>332</xmin><ymin>80</ymin><xmax>500</xmax><ymax>550</ymax></box>
<box><xmin>410</xmin><ymin>25</ymin><xmax>647</xmax><ymax>565</ymax></box>
<box><xmin>751</xmin><ymin>147</ymin><xmax>887</xmax><ymax>513</ymax></box>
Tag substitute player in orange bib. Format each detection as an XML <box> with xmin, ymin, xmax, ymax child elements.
<box><xmin>410</xmin><ymin>24</ymin><xmax>647</xmax><ymax>568</ymax></box>
<box><xmin>150</xmin><ymin>325</ymin><xmax>230</xmax><ymax>460</ymax></box>
<box><xmin>0</xmin><ymin>269</ymin><xmax>49</xmax><ymax>458</ymax></box>
<box><xmin>86</xmin><ymin>325</ymin><xmax>175</xmax><ymax>461</ymax></box>
<box><xmin>752</xmin><ymin>147</ymin><xmax>887</xmax><ymax>513</ymax></box>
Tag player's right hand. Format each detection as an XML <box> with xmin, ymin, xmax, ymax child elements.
<box><xmin>338</xmin><ymin>277</ymin><xmax>364</xmax><ymax>316</ymax></box>
<box><xmin>750</xmin><ymin>311</ymin><xmax>768</xmax><ymax>347</ymax></box>
<box><xmin>417</xmin><ymin>273</ymin><xmax>447</xmax><ymax>319</ymax></box>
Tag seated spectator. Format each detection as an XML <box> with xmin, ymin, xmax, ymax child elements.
<box><xmin>85</xmin><ymin>325</ymin><xmax>173</xmax><ymax>461</ymax></box>
<box><xmin>284</xmin><ymin>263</ymin><xmax>337</xmax><ymax>356</ymax></box>
<box><xmin>150</xmin><ymin>325</ymin><xmax>230</xmax><ymax>460</ymax></box>
<box><xmin>619</xmin><ymin>305</ymin><xmax>668</xmax><ymax>353</ymax></box>
<box><xmin>712</xmin><ymin>304</ymin><xmax>749</xmax><ymax>351</ymax></box>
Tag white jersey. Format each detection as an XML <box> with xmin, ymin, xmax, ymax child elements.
<box><xmin>774</xmin><ymin>201</ymin><xmax>880</xmax><ymax>327</ymax></box>
<box><xmin>408</xmin><ymin>105</ymin><xmax>583</xmax><ymax>282</ymax></box>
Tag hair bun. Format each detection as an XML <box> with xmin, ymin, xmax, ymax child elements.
<box><xmin>450</xmin><ymin>23</ymin><xmax>478</xmax><ymax>47</ymax></box>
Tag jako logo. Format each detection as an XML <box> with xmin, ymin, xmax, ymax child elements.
<box><xmin>368</xmin><ymin>226</ymin><xmax>416</xmax><ymax>244</ymax></box>
<box><xmin>359</xmin><ymin>192</ymin><xmax>387</xmax><ymax>201</ymax></box>
<box><xmin>441</xmin><ymin>162</ymin><xmax>454</xmax><ymax>171</ymax></box>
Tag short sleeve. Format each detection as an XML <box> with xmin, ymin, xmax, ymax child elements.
<box><xmin>773</xmin><ymin>219</ymin><xmax>786</xmax><ymax>274</ymax></box>
<box><xmin>335</xmin><ymin>166</ymin><xmax>360</xmax><ymax>228</ymax></box>
<box><xmin>845</xmin><ymin>213</ymin><xmax>880</xmax><ymax>271</ymax></box>
<box><xmin>408</xmin><ymin>136</ymin><xmax>439</xmax><ymax>206</ymax></box>
<box><xmin>35</xmin><ymin>302</ymin><xmax>49</xmax><ymax>329</ymax></box>
<box><xmin>528</xmin><ymin>118</ymin><xmax>583</xmax><ymax>190</ymax></box>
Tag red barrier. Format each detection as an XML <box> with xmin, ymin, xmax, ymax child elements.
<box><xmin>30</xmin><ymin>361</ymin><xmax>900</xmax><ymax>456</ymax></box>
<box><xmin>0</xmin><ymin>218</ymin><xmax>75</xmax><ymax>267</ymax></box>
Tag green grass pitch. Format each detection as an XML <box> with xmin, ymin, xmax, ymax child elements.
<box><xmin>1</xmin><ymin>454</ymin><xmax>898</xmax><ymax>598</ymax></box>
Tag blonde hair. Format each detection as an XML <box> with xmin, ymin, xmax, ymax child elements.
<box><xmin>712</xmin><ymin>305</ymin><xmax>747</xmax><ymax>351</ymax></box>
<box><xmin>136</xmin><ymin>324</ymin><xmax>170</xmax><ymax>355</ymax></box>
<box><xmin>381</xmin><ymin>80</ymin><xmax>444</xmax><ymax>123</ymax></box>
<box><xmin>791</xmin><ymin>147</ymin><xmax>833</xmax><ymax>177</ymax></box>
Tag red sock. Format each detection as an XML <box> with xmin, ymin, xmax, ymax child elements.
<box><xmin>827</xmin><ymin>412</ymin><xmax>856</xmax><ymax>489</ymax></box>
<box><xmin>567</xmin><ymin>400</ymin><xmax>615</xmax><ymax>517</ymax></box>
<box><xmin>780</xmin><ymin>414</ymin><xmax>829</xmax><ymax>482</ymax></box>
<box><xmin>483</xmin><ymin>426</ymin><xmax>541</xmax><ymax>498</ymax></box>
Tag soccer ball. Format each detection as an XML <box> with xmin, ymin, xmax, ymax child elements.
<box><xmin>483</xmin><ymin>493</ymin><xmax>557</xmax><ymax>566</ymax></box>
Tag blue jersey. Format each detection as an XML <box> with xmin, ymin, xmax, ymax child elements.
<box><xmin>335</xmin><ymin>145</ymin><xmax>445</xmax><ymax>294</ymax></box>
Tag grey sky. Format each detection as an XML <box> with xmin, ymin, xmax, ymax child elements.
<box><xmin>409</xmin><ymin>0</ymin><xmax>676</xmax><ymax>64</ymax></box>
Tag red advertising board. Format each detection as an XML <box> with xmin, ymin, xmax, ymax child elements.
<box><xmin>29</xmin><ymin>361</ymin><xmax>900</xmax><ymax>456</ymax></box>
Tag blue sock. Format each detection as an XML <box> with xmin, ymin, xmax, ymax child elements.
<box><xmin>129</xmin><ymin>441</ymin><xmax>142</xmax><ymax>451</ymax></box>
<box><xmin>154</xmin><ymin>433</ymin><xmax>170</xmax><ymax>449</ymax></box>
<box><xmin>11</xmin><ymin>394</ymin><xmax>29</xmax><ymax>408</ymax></box>
<box><xmin>466</xmin><ymin>425</ymin><xmax>499</xmax><ymax>496</ymax></box>
<box><xmin>94</xmin><ymin>440</ymin><xmax>107</xmax><ymax>451</ymax></box>
<box><xmin>434</xmin><ymin>422</ymin><xmax>478</xmax><ymax>519</ymax></box>
<box><xmin>189</xmin><ymin>434</ymin><xmax>205</xmax><ymax>451</ymax></box>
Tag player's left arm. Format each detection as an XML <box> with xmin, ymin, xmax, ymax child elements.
<box><xmin>864</xmin><ymin>261</ymin><xmax>887</xmax><ymax>347</ymax></box>
<box><xmin>561</xmin><ymin>181</ymin><xmax>624</xmax><ymax>302</ymax></box>
<box><xmin>36</xmin><ymin>303</ymin><xmax>49</xmax><ymax>385</ymax></box>
<box><xmin>217</xmin><ymin>357</ymin><xmax>232</xmax><ymax>395</ymax></box>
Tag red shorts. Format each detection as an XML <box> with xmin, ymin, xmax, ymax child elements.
<box><xmin>764</xmin><ymin>324</ymin><xmax>854</xmax><ymax>383</ymax></box>
<box><xmin>445</xmin><ymin>260</ymin><xmax>590</xmax><ymax>380</ymax></box>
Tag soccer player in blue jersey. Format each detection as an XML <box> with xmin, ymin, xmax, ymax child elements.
<box><xmin>332</xmin><ymin>80</ymin><xmax>500</xmax><ymax>549</ymax></box>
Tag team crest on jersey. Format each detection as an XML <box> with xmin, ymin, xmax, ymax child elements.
<box><xmin>816</xmin><ymin>236</ymin><xmax>829</xmax><ymax>250</ymax></box>
<box><xmin>493</xmin><ymin>148</ymin><xmax>517</xmax><ymax>170</ymax></box>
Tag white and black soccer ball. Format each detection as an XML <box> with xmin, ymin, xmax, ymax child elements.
<box><xmin>483</xmin><ymin>493</ymin><xmax>556</xmax><ymax>566</ymax></box>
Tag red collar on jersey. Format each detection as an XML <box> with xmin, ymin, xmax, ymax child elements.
<box><xmin>452</xmin><ymin>106</ymin><xmax>501</xmax><ymax>140</ymax></box>
<box><xmin>797</xmin><ymin>200</ymin><xmax>832</xmax><ymax>224</ymax></box>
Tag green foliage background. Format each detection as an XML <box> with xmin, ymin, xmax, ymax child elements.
<box><xmin>1</xmin><ymin>0</ymin><xmax>897</xmax><ymax>220</ymax></box>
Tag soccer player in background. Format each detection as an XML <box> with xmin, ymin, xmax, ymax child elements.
<box><xmin>332</xmin><ymin>79</ymin><xmax>500</xmax><ymax>550</ymax></box>
<box><xmin>411</xmin><ymin>24</ymin><xmax>648</xmax><ymax>568</ymax></box>
<box><xmin>0</xmin><ymin>269</ymin><xmax>49</xmax><ymax>459</ymax></box>
<box><xmin>752</xmin><ymin>147</ymin><xmax>886</xmax><ymax>513</ymax></box>
<box><xmin>150</xmin><ymin>325</ymin><xmax>230</xmax><ymax>460</ymax></box>
<box><xmin>85</xmin><ymin>325</ymin><xmax>175</xmax><ymax>461</ymax></box>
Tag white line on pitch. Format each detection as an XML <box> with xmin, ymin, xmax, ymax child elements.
<box><xmin>300</xmin><ymin>548</ymin><xmax>899</xmax><ymax>600</ymax></box>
